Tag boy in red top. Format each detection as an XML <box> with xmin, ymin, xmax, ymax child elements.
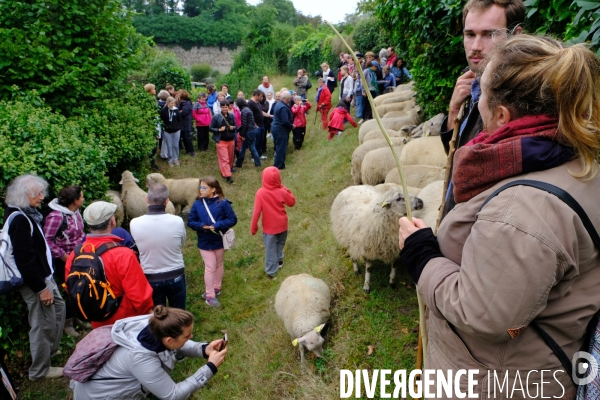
<box><xmin>251</xmin><ymin>167</ymin><xmax>296</xmax><ymax>279</ymax></box>
<box><xmin>327</xmin><ymin>102</ymin><xmax>357</xmax><ymax>140</ymax></box>
<box><xmin>290</xmin><ymin>95</ymin><xmax>312</xmax><ymax>150</ymax></box>
<box><xmin>316</xmin><ymin>78</ymin><xmax>331</xmax><ymax>130</ymax></box>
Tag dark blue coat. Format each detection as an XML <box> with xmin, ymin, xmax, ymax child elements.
<box><xmin>271</xmin><ymin>101</ymin><xmax>293</xmax><ymax>136</ymax></box>
<box><xmin>187</xmin><ymin>197</ymin><xmax>237</xmax><ymax>250</ymax></box>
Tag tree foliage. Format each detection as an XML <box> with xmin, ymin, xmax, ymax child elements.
<box><xmin>0</xmin><ymin>0</ymin><xmax>148</xmax><ymax>114</ymax></box>
<box><xmin>288</xmin><ymin>29</ymin><xmax>339</xmax><ymax>76</ymax></box>
<box><xmin>352</xmin><ymin>16</ymin><xmax>391</xmax><ymax>54</ymax></box>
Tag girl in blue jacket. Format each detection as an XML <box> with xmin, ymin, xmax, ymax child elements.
<box><xmin>188</xmin><ymin>177</ymin><xmax>237</xmax><ymax>308</ymax></box>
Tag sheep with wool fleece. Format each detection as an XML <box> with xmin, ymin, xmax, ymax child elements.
<box><xmin>119</xmin><ymin>171</ymin><xmax>176</xmax><ymax>220</ymax></box>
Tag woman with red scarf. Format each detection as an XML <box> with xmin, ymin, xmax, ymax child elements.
<box><xmin>398</xmin><ymin>35</ymin><xmax>600</xmax><ymax>398</ymax></box>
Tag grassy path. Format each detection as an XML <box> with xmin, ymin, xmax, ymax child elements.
<box><xmin>18</xmin><ymin>75</ymin><xmax>419</xmax><ymax>399</ymax></box>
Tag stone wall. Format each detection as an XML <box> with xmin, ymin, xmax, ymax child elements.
<box><xmin>158</xmin><ymin>45</ymin><xmax>240</xmax><ymax>74</ymax></box>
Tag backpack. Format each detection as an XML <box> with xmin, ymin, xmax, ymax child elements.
<box><xmin>306</xmin><ymin>78</ymin><xmax>312</xmax><ymax>90</ymax></box>
<box><xmin>63</xmin><ymin>324</ymin><xmax>118</xmax><ymax>382</ymax></box>
<box><xmin>64</xmin><ymin>242</ymin><xmax>123</xmax><ymax>322</ymax></box>
<box><xmin>40</xmin><ymin>204</ymin><xmax>68</xmax><ymax>239</ymax></box>
<box><xmin>0</xmin><ymin>212</ymin><xmax>30</xmax><ymax>294</ymax></box>
<box><xmin>481</xmin><ymin>179</ymin><xmax>600</xmax><ymax>398</ymax></box>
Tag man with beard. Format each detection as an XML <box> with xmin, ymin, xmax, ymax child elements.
<box><xmin>440</xmin><ymin>0</ymin><xmax>524</xmax><ymax>217</ymax></box>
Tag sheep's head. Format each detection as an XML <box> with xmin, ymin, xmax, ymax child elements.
<box><xmin>293</xmin><ymin>324</ymin><xmax>326</xmax><ymax>357</ymax></box>
<box><xmin>381</xmin><ymin>190</ymin><xmax>423</xmax><ymax>215</ymax></box>
<box><xmin>146</xmin><ymin>173</ymin><xmax>166</xmax><ymax>189</ymax></box>
<box><xmin>119</xmin><ymin>170</ymin><xmax>139</xmax><ymax>185</ymax></box>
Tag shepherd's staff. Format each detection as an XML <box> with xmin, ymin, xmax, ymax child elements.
<box><xmin>325</xmin><ymin>21</ymin><xmax>425</xmax><ymax>397</ymax></box>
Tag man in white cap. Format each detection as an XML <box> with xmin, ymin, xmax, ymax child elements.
<box><xmin>65</xmin><ymin>201</ymin><xmax>153</xmax><ymax>329</ymax></box>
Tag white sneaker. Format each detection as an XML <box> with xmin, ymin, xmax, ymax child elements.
<box><xmin>260</xmin><ymin>155</ymin><xmax>267</xmax><ymax>160</ymax></box>
<box><xmin>337</xmin><ymin>131</ymin><xmax>342</xmax><ymax>136</ymax></box>
<box><xmin>267</xmin><ymin>134</ymin><xmax>273</xmax><ymax>139</ymax></box>
<box><xmin>358</xmin><ymin>119</ymin><xmax>364</xmax><ymax>124</ymax></box>
<box><xmin>30</xmin><ymin>367</ymin><xmax>64</xmax><ymax>380</ymax></box>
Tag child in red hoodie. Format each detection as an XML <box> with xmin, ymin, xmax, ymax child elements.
<box><xmin>291</xmin><ymin>95</ymin><xmax>312</xmax><ymax>150</ymax></box>
<box><xmin>251</xmin><ymin>167</ymin><xmax>296</xmax><ymax>279</ymax></box>
<box><xmin>327</xmin><ymin>102</ymin><xmax>357</xmax><ymax>140</ymax></box>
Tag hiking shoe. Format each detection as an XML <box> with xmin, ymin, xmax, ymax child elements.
<box><xmin>30</xmin><ymin>367</ymin><xmax>64</xmax><ymax>380</ymax></box>
<box><xmin>74</xmin><ymin>318</ymin><xmax>92</xmax><ymax>329</ymax></box>
<box><xmin>267</xmin><ymin>274</ymin><xmax>277</xmax><ymax>280</ymax></box>
<box><xmin>201</xmin><ymin>289</ymin><xmax>221</xmax><ymax>299</ymax></box>
<box><xmin>226</xmin><ymin>176</ymin><xmax>234</xmax><ymax>184</ymax></box>
<box><xmin>63</xmin><ymin>324</ymin><xmax>80</xmax><ymax>339</ymax></box>
<box><xmin>205</xmin><ymin>297</ymin><xmax>221</xmax><ymax>308</ymax></box>
<box><xmin>230</xmin><ymin>168</ymin><xmax>237</xmax><ymax>173</ymax></box>
<box><xmin>278</xmin><ymin>260</ymin><xmax>284</xmax><ymax>269</ymax></box>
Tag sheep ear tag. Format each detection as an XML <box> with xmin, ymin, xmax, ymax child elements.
<box><xmin>292</xmin><ymin>339</ymin><xmax>299</xmax><ymax>346</ymax></box>
<box><xmin>381</xmin><ymin>201</ymin><xmax>390</xmax><ymax>208</ymax></box>
<box><xmin>314</xmin><ymin>324</ymin><xmax>325</xmax><ymax>333</ymax></box>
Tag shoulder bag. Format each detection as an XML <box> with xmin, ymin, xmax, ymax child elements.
<box><xmin>202</xmin><ymin>199</ymin><xmax>235</xmax><ymax>250</ymax></box>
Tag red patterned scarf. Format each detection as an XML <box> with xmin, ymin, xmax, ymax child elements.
<box><xmin>452</xmin><ymin>114</ymin><xmax>575</xmax><ymax>203</ymax></box>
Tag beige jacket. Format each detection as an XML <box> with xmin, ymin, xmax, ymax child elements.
<box><xmin>420</xmin><ymin>160</ymin><xmax>600</xmax><ymax>399</ymax></box>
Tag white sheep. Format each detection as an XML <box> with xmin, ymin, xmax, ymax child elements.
<box><xmin>360</xmin><ymin>146</ymin><xmax>405</xmax><ymax>185</ymax></box>
<box><xmin>105</xmin><ymin>190</ymin><xmax>124</xmax><ymax>227</ymax></box>
<box><xmin>400</xmin><ymin>136</ymin><xmax>447</xmax><ymax>168</ymax></box>
<box><xmin>361</xmin><ymin>129</ymin><xmax>406</xmax><ymax>143</ymax></box>
<box><xmin>373</xmin><ymin>87</ymin><xmax>414</xmax><ymax>106</ymax></box>
<box><xmin>413</xmin><ymin>180</ymin><xmax>444</xmax><ymax>228</ymax></box>
<box><xmin>274</xmin><ymin>274</ymin><xmax>330</xmax><ymax>362</ymax></box>
<box><xmin>385</xmin><ymin>165</ymin><xmax>445</xmax><ymax>188</ymax></box>
<box><xmin>358</xmin><ymin>108</ymin><xmax>423</xmax><ymax>144</ymax></box>
<box><xmin>331</xmin><ymin>184</ymin><xmax>423</xmax><ymax>292</ymax></box>
<box><xmin>382</xmin><ymin>110</ymin><xmax>408</xmax><ymax>119</ymax></box>
<box><xmin>375</xmin><ymin>101</ymin><xmax>411</xmax><ymax>117</ymax></box>
<box><xmin>410</xmin><ymin>113</ymin><xmax>445</xmax><ymax>138</ymax></box>
<box><xmin>394</xmin><ymin>82</ymin><xmax>414</xmax><ymax>92</ymax></box>
<box><xmin>146</xmin><ymin>173</ymin><xmax>199</xmax><ymax>217</ymax></box>
<box><xmin>351</xmin><ymin>137</ymin><xmax>407</xmax><ymax>184</ymax></box>
<box><xmin>120</xmin><ymin>171</ymin><xmax>176</xmax><ymax>221</ymax></box>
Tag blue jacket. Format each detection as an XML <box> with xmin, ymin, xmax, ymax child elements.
<box><xmin>271</xmin><ymin>101</ymin><xmax>293</xmax><ymax>135</ymax></box>
<box><xmin>187</xmin><ymin>197</ymin><xmax>237</xmax><ymax>250</ymax></box>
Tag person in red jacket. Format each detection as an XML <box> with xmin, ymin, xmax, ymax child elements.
<box><xmin>316</xmin><ymin>78</ymin><xmax>331</xmax><ymax>131</ymax></box>
<box><xmin>250</xmin><ymin>167</ymin><xmax>296</xmax><ymax>279</ymax></box>
<box><xmin>65</xmin><ymin>202</ymin><xmax>154</xmax><ymax>329</ymax></box>
<box><xmin>192</xmin><ymin>92</ymin><xmax>212</xmax><ymax>151</ymax></box>
<box><xmin>290</xmin><ymin>96</ymin><xmax>312</xmax><ymax>150</ymax></box>
<box><xmin>327</xmin><ymin>103</ymin><xmax>357</xmax><ymax>141</ymax></box>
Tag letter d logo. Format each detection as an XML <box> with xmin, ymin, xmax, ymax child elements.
<box><xmin>572</xmin><ymin>351</ymin><xmax>598</xmax><ymax>385</ymax></box>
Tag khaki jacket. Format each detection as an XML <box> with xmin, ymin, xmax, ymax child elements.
<box><xmin>420</xmin><ymin>160</ymin><xmax>600</xmax><ymax>399</ymax></box>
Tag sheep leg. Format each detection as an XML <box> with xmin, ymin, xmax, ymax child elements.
<box><xmin>352</xmin><ymin>259</ymin><xmax>360</xmax><ymax>276</ymax></box>
<box><xmin>299</xmin><ymin>343</ymin><xmax>305</xmax><ymax>362</ymax></box>
<box><xmin>389</xmin><ymin>263</ymin><xmax>397</xmax><ymax>288</ymax></box>
<box><xmin>363</xmin><ymin>261</ymin><xmax>372</xmax><ymax>294</ymax></box>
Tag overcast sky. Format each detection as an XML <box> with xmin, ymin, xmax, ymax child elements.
<box><xmin>246</xmin><ymin>0</ymin><xmax>358</xmax><ymax>24</ymax></box>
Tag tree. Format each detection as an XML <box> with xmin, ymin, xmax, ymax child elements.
<box><xmin>183</xmin><ymin>0</ymin><xmax>203</xmax><ymax>16</ymax></box>
<box><xmin>0</xmin><ymin>0</ymin><xmax>148</xmax><ymax>114</ymax></box>
<box><xmin>258</xmin><ymin>0</ymin><xmax>296</xmax><ymax>24</ymax></box>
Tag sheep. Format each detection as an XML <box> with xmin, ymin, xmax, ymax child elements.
<box><xmin>358</xmin><ymin>108</ymin><xmax>423</xmax><ymax>144</ymax></box>
<box><xmin>394</xmin><ymin>82</ymin><xmax>414</xmax><ymax>92</ymax></box>
<box><xmin>383</xmin><ymin>110</ymin><xmax>408</xmax><ymax>119</ymax></box>
<box><xmin>330</xmin><ymin>184</ymin><xmax>423</xmax><ymax>292</ymax></box>
<box><xmin>351</xmin><ymin>137</ymin><xmax>408</xmax><ymax>184</ymax></box>
<box><xmin>274</xmin><ymin>274</ymin><xmax>331</xmax><ymax>362</ymax></box>
<box><xmin>385</xmin><ymin>165</ymin><xmax>446</xmax><ymax>188</ymax></box>
<box><xmin>410</xmin><ymin>113</ymin><xmax>445</xmax><ymax>138</ymax></box>
<box><xmin>360</xmin><ymin>146</ymin><xmax>407</xmax><ymax>185</ymax></box>
<box><xmin>413</xmin><ymin>180</ymin><xmax>444</xmax><ymax>228</ymax></box>
<box><xmin>372</xmin><ymin>91</ymin><xmax>410</xmax><ymax>107</ymax></box>
<box><xmin>146</xmin><ymin>173</ymin><xmax>199</xmax><ymax>217</ymax></box>
<box><xmin>399</xmin><ymin>136</ymin><xmax>447</xmax><ymax>168</ymax></box>
<box><xmin>119</xmin><ymin>171</ymin><xmax>176</xmax><ymax>220</ymax></box>
<box><xmin>375</xmin><ymin>100</ymin><xmax>413</xmax><ymax>117</ymax></box>
<box><xmin>361</xmin><ymin>129</ymin><xmax>405</xmax><ymax>143</ymax></box>
<box><xmin>105</xmin><ymin>190</ymin><xmax>124</xmax><ymax>227</ymax></box>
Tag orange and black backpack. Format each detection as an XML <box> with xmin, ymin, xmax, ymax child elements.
<box><xmin>64</xmin><ymin>242</ymin><xmax>123</xmax><ymax>322</ymax></box>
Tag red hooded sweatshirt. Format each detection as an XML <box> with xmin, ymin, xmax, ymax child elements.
<box><xmin>251</xmin><ymin>167</ymin><xmax>296</xmax><ymax>235</ymax></box>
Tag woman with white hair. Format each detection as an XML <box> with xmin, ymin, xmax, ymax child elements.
<box><xmin>2</xmin><ymin>174</ymin><xmax>66</xmax><ymax>380</ymax></box>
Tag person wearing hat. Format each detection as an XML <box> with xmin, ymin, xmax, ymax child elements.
<box><xmin>314</xmin><ymin>62</ymin><xmax>337</xmax><ymax>95</ymax></box>
<box><xmin>65</xmin><ymin>201</ymin><xmax>154</xmax><ymax>329</ymax></box>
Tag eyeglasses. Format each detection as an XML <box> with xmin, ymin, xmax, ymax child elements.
<box><xmin>198</xmin><ymin>186</ymin><xmax>209</xmax><ymax>190</ymax></box>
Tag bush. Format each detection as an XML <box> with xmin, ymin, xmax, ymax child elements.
<box><xmin>190</xmin><ymin>63</ymin><xmax>214</xmax><ymax>81</ymax></box>
<box><xmin>352</xmin><ymin>16</ymin><xmax>391</xmax><ymax>54</ymax></box>
<box><xmin>130</xmin><ymin>48</ymin><xmax>192</xmax><ymax>92</ymax></box>
<box><xmin>287</xmin><ymin>30</ymin><xmax>338</xmax><ymax>77</ymax></box>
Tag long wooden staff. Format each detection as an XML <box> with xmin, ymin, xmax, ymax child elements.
<box><xmin>326</xmin><ymin>21</ymin><xmax>424</xmax><ymax>397</ymax></box>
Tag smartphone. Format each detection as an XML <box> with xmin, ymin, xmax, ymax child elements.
<box><xmin>219</xmin><ymin>333</ymin><xmax>228</xmax><ymax>351</ymax></box>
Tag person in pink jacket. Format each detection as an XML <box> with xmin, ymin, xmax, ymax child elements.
<box><xmin>290</xmin><ymin>96</ymin><xmax>312</xmax><ymax>150</ymax></box>
<box><xmin>192</xmin><ymin>92</ymin><xmax>212</xmax><ymax>151</ymax></box>
<box><xmin>251</xmin><ymin>167</ymin><xmax>296</xmax><ymax>279</ymax></box>
<box><xmin>327</xmin><ymin>103</ymin><xmax>357</xmax><ymax>141</ymax></box>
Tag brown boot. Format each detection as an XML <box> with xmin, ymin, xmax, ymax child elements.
<box><xmin>63</xmin><ymin>319</ymin><xmax>80</xmax><ymax>338</ymax></box>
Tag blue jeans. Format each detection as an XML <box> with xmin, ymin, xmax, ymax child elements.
<box><xmin>236</xmin><ymin>128</ymin><xmax>261</xmax><ymax>167</ymax></box>
<box><xmin>355</xmin><ymin>93</ymin><xmax>364</xmax><ymax>118</ymax></box>
<box><xmin>149</xmin><ymin>274</ymin><xmax>186</xmax><ymax>310</ymax></box>
<box><xmin>256</xmin><ymin>126</ymin><xmax>266</xmax><ymax>156</ymax></box>
<box><xmin>272</xmin><ymin>130</ymin><xmax>290</xmax><ymax>169</ymax></box>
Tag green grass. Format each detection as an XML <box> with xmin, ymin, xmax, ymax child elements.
<box><xmin>15</xmin><ymin>75</ymin><xmax>419</xmax><ymax>400</ymax></box>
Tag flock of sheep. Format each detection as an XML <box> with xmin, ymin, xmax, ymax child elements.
<box><xmin>331</xmin><ymin>82</ymin><xmax>448</xmax><ymax>293</ymax></box>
